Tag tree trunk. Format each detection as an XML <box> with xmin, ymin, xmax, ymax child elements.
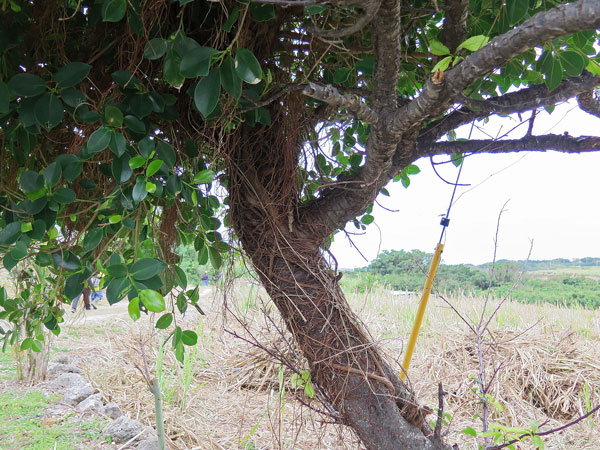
<box><xmin>226</xmin><ymin>122</ymin><xmax>452</xmax><ymax>450</ymax></box>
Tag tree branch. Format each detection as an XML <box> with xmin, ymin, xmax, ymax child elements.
<box><xmin>421</xmin><ymin>72</ymin><xmax>600</xmax><ymax>142</ymax></box>
<box><xmin>302</xmin><ymin>82</ymin><xmax>379</xmax><ymax>124</ymax></box>
<box><xmin>371</xmin><ymin>0</ymin><xmax>402</xmax><ymax>111</ymax></box>
<box><xmin>415</xmin><ymin>134</ymin><xmax>600</xmax><ymax>158</ymax></box>
<box><xmin>577</xmin><ymin>88</ymin><xmax>600</xmax><ymax>118</ymax></box>
<box><xmin>310</xmin><ymin>0</ymin><xmax>382</xmax><ymax>38</ymax></box>
<box><xmin>440</xmin><ymin>0</ymin><xmax>470</xmax><ymax>54</ymax></box>
<box><xmin>391</xmin><ymin>0</ymin><xmax>600</xmax><ymax>137</ymax></box>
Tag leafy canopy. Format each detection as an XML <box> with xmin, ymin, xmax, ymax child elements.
<box><xmin>0</xmin><ymin>0</ymin><xmax>599</xmax><ymax>357</ymax></box>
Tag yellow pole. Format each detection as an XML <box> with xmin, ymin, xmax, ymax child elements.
<box><xmin>400</xmin><ymin>242</ymin><xmax>444</xmax><ymax>381</ymax></box>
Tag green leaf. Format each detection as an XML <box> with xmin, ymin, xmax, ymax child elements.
<box><xmin>123</xmin><ymin>115</ymin><xmax>146</xmax><ymax>134</ymax></box>
<box><xmin>51</xmin><ymin>250</ymin><xmax>81</xmax><ymax>271</ymax></box>
<box><xmin>83</xmin><ymin>228</ymin><xmax>103</xmax><ymax>251</ymax></box>
<box><xmin>586</xmin><ymin>60</ymin><xmax>600</xmax><ymax>76</ymax></box>
<box><xmin>8</xmin><ymin>73</ymin><xmax>46</xmax><ymax>98</ymax></box>
<box><xmin>155</xmin><ymin>313</ymin><xmax>173</xmax><ymax>329</ymax></box>
<box><xmin>145</xmin><ymin>182</ymin><xmax>157</xmax><ymax>193</ymax></box>
<box><xmin>105</xmin><ymin>105</ymin><xmax>123</xmax><ymax>127</ymax></box>
<box><xmin>458</xmin><ymin>35</ymin><xmax>490</xmax><ymax>52</ymax></box>
<box><xmin>361</xmin><ymin>214</ymin><xmax>374</xmax><ymax>225</ymax></box>
<box><xmin>144</xmin><ymin>38</ymin><xmax>168</xmax><ymax>60</ymax></box>
<box><xmin>88</xmin><ymin>127</ymin><xmax>112</xmax><ymax>153</ymax></box>
<box><xmin>102</xmin><ymin>0</ymin><xmax>127</xmax><ymax>22</ymax></box>
<box><xmin>129</xmin><ymin>258</ymin><xmax>166</xmax><ymax>281</ymax></box>
<box><xmin>333</xmin><ymin>67</ymin><xmax>351</xmax><ymax>83</ymax></box>
<box><xmin>194</xmin><ymin>68</ymin><xmax>221</xmax><ymax>117</ymax></box>
<box><xmin>61</xmin><ymin>88</ymin><xmax>86</xmax><ymax>108</ymax></box>
<box><xmin>508</xmin><ymin>2</ymin><xmax>528</xmax><ymax>25</ymax></box>
<box><xmin>532</xmin><ymin>435</ymin><xmax>545</xmax><ymax>449</ymax></box>
<box><xmin>193</xmin><ymin>169</ymin><xmax>215</xmax><ymax>184</ymax></box>
<box><xmin>9</xmin><ymin>241</ymin><xmax>27</xmax><ymax>260</ymax></box>
<box><xmin>64</xmin><ymin>274</ymin><xmax>84</xmax><ymax>300</ymax></box>
<box><xmin>107</xmin><ymin>263</ymin><xmax>128</xmax><ymax>278</ymax></box>
<box><xmin>20</xmin><ymin>222</ymin><xmax>33</xmax><ymax>233</ymax></box>
<box><xmin>132</xmin><ymin>177</ymin><xmax>148</xmax><ymax>203</ymax></box>
<box><xmin>112</xmin><ymin>70</ymin><xmax>138</xmax><ymax>88</ymax></box>
<box><xmin>221</xmin><ymin>56</ymin><xmax>242</xmax><ymax>99</ymax></box>
<box><xmin>0</xmin><ymin>80</ymin><xmax>10</xmax><ymax>114</ymax></box>
<box><xmin>55</xmin><ymin>62</ymin><xmax>92</xmax><ymax>89</ymax></box>
<box><xmin>461</xmin><ymin>427</ymin><xmax>478</xmax><ymax>437</ymax></box>
<box><xmin>156</xmin><ymin>141</ymin><xmax>176</xmax><ymax>168</ymax></box>
<box><xmin>451</xmin><ymin>153</ymin><xmax>463</xmax><ymax>167</ymax></box>
<box><xmin>208</xmin><ymin>246</ymin><xmax>222</xmax><ymax>270</ymax></box>
<box><xmin>432</xmin><ymin>56</ymin><xmax>452</xmax><ymax>72</ymax></box>
<box><xmin>20</xmin><ymin>171</ymin><xmax>44</xmax><ymax>193</ymax></box>
<box><xmin>111</xmin><ymin>155</ymin><xmax>133</xmax><ymax>183</ymax></box>
<box><xmin>63</xmin><ymin>160</ymin><xmax>83</xmax><ymax>182</ymax></box>
<box><xmin>405</xmin><ymin>164</ymin><xmax>420</xmax><ymax>175</ymax></box>
<box><xmin>163</xmin><ymin>49</ymin><xmax>185</xmax><ymax>88</ymax></box>
<box><xmin>109</xmin><ymin>215</ymin><xmax>121</xmax><ymax>224</ymax></box>
<box><xmin>106</xmin><ymin>277</ymin><xmax>130</xmax><ymax>304</ymax></box>
<box><xmin>181</xmin><ymin>330</ymin><xmax>198</xmax><ymax>346</ymax></box>
<box><xmin>129</xmin><ymin>155</ymin><xmax>147</xmax><ymax>169</ymax></box>
<box><xmin>235</xmin><ymin>49</ymin><xmax>263</xmax><ymax>84</ymax></box>
<box><xmin>541</xmin><ymin>53</ymin><xmax>563</xmax><ymax>92</ymax></box>
<box><xmin>180</xmin><ymin>46</ymin><xmax>218</xmax><ymax>78</ymax></box>
<box><xmin>430</xmin><ymin>40</ymin><xmax>450</xmax><ymax>56</ymax></box>
<box><xmin>109</xmin><ymin>132</ymin><xmax>126</xmax><ymax>157</ymax></box>
<box><xmin>174</xmin><ymin>265</ymin><xmax>187</xmax><ymax>289</ymax></box>
<box><xmin>146</xmin><ymin>159</ymin><xmax>163</xmax><ymax>177</ymax></box>
<box><xmin>305</xmin><ymin>5</ymin><xmax>326</xmax><ymax>14</ymax></box>
<box><xmin>250</xmin><ymin>3</ymin><xmax>275</xmax><ymax>22</ymax></box>
<box><xmin>221</xmin><ymin>6</ymin><xmax>239</xmax><ymax>32</ymax></box>
<box><xmin>3</xmin><ymin>253</ymin><xmax>19</xmax><ymax>271</ymax></box>
<box><xmin>34</xmin><ymin>94</ymin><xmax>64</xmax><ymax>131</ymax></box>
<box><xmin>20</xmin><ymin>337</ymin><xmax>34</xmax><ymax>351</ymax></box>
<box><xmin>139</xmin><ymin>289</ymin><xmax>166</xmax><ymax>312</ymax></box>
<box><xmin>43</xmin><ymin>162</ymin><xmax>62</xmax><ymax>188</ymax></box>
<box><xmin>128</xmin><ymin>297</ymin><xmax>141</xmax><ymax>321</ymax></box>
<box><xmin>559</xmin><ymin>50</ymin><xmax>586</xmax><ymax>77</ymax></box>
<box><xmin>53</xmin><ymin>187</ymin><xmax>76</xmax><ymax>204</ymax></box>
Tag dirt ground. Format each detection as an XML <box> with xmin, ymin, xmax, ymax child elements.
<box><xmin>5</xmin><ymin>284</ymin><xmax>599</xmax><ymax>450</ymax></box>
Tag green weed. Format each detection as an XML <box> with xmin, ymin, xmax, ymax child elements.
<box><xmin>0</xmin><ymin>390</ymin><xmax>107</xmax><ymax>450</ymax></box>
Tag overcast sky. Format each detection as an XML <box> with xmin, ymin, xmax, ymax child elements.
<box><xmin>330</xmin><ymin>101</ymin><xmax>600</xmax><ymax>268</ymax></box>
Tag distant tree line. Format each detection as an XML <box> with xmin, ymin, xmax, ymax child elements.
<box><xmin>343</xmin><ymin>250</ymin><xmax>600</xmax><ymax>309</ymax></box>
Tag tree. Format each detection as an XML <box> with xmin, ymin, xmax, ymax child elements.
<box><xmin>1</xmin><ymin>1</ymin><xmax>600</xmax><ymax>448</ymax></box>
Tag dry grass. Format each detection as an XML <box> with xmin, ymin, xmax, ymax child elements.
<box><xmin>53</xmin><ymin>284</ymin><xmax>600</xmax><ymax>450</ymax></box>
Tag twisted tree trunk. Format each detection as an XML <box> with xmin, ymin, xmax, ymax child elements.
<box><xmin>226</xmin><ymin>122</ymin><xmax>452</xmax><ymax>450</ymax></box>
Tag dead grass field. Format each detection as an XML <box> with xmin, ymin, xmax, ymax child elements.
<box><xmin>51</xmin><ymin>284</ymin><xmax>600</xmax><ymax>450</ymax></box>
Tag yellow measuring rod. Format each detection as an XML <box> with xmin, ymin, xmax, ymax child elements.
<box><xmin>400</xmin><ymin>242</ymin><xmax>444</xmax><ymax>381</ymax></box>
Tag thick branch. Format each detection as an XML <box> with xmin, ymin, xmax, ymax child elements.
<box><xmin>440</xmin><ymin>0</ymin><xmax>469</xmax><ymax>54</ymax></box>
<box><xmin>415</xmin><ymin>134</ymin><xmax>600</xmax><ymax>157</ymax></box>
<box><xmin>371</xmin><ymin>0</ymin><xmax>402</xmax><ymax>111</ymax></box>
<box><xmin>421</xmin><ymin>73</ymin><xmax>600</xmax><ymax>141</ymax></box>
<box><xmin>577</xmin><ymin>89</ymin><xmax>600</xmax><ymax>118</ymax></box>
<box><xmin>391</xmin><ymin>0</ymin><xmax>600</xmax><ymax>137</ymax></box>
<box><xmin>303</xmin><ymin>82</ymin><xmax>379</xmax><ymax>124</ymax></box>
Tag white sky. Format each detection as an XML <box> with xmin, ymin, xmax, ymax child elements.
<box><xmin>330</xmin><ymin>101</ymin><xmax>600</xmax><ymax>268</ymax></box>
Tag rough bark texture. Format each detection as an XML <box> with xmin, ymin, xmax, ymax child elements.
<box><xmin>225</xmin><ymin>116</ymin><xmax>452</xmax><ymax>449</ymax></box>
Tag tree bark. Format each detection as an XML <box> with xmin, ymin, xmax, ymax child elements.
<box><xmin>226</xmin><ymin>123</ymin><xmax>452</xmax><ymax>450</ymax></box>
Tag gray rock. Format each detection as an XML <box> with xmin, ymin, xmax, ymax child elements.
<box><xmin>76</xmin><ymin>393</ymin><xmax>104</xmax><ymax>413</ymax></box>
<box><xmin>50</xmin><ymin>372</ymin><xmax>88</xmax><ymax>390</ymax></box>
<box><xmin>136</xmin><ymin>438</ymin><xmax>160</xmax><ymax>450</ymax></box>
<box><xmin>62</xmin><ymin>382</ymin><xmax>94</xmax><ymax>406</ymax></box>
<box><xmin>103</xmin><ymin>402</ymin><xmax>123</xmax><ymax>419</ymax></box>
<box><xmin>103</xmin><ymin>416</ymin><xmax>148</xmax><ymax>444</ymax></box>
<box><xmin>47</xmin><ymin>362</ymin><xmax>82</xmax><ymax>378</ymax></box>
